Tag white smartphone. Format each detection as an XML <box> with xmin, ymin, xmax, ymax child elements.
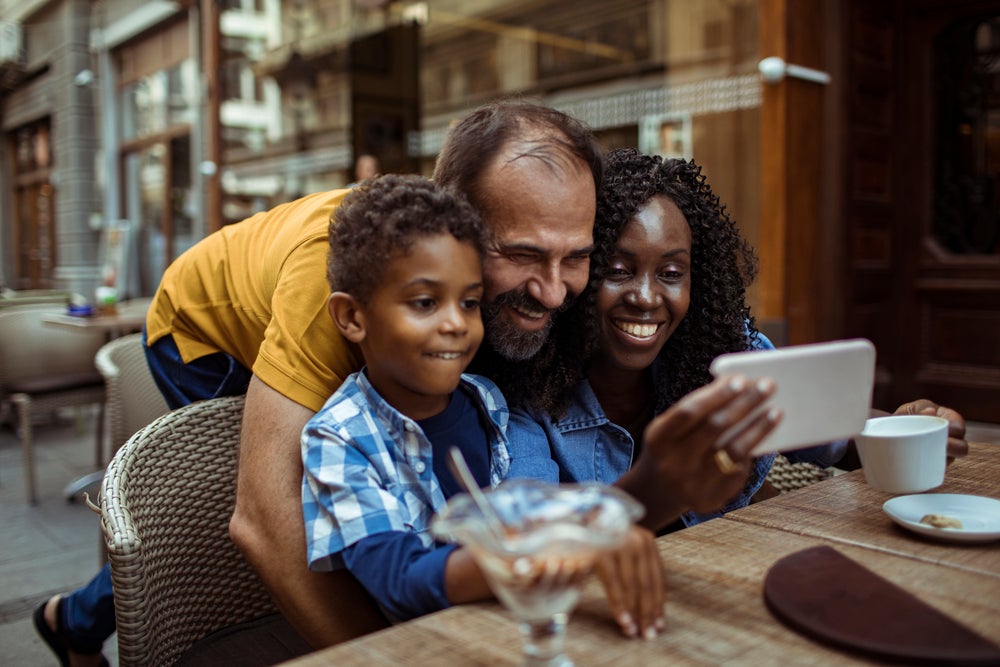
<box><xmin>709</xmin><ymin>338</ymin><xmax>876</xmax><ymax>455</ymax></box>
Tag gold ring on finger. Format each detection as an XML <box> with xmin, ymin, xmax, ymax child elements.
<box><xmin>714</xmin><ymin>449</ymin><xmax>741</xmax><ymax>475</ymax></box>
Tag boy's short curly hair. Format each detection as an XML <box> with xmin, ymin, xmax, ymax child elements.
<box><xmin>327</xmin><ymin>174</ymin><xmax>485</xmax><ymax>303</ymax></box>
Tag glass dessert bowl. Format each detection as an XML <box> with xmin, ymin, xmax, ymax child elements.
<box><xmin>432</xmin><ymin>479</ymin><xmax>644</xmax><ymax>666</ymax></box>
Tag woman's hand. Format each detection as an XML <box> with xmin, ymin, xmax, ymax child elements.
<box><xmin>618</xmin><ymin>374</ymin><xmax>781</xmax><ymax>530</ymax></box>
<box><xmin>595</xmin><ymin>525</ymin><xmax>665</xmax><ymax>640</ymax></box>
<box><xmin>893</xmin><ymin>399</ymin><xmax>968</xmax><ymax>462</ymax></box>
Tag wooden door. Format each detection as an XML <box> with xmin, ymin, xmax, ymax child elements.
<box><xmin>898</xmin><ymin>2</ymin><xmax>1000</xmax><ymax>422</ymax></box>
<box><xmin>844</xmin><ymin>0</ymin><xmax>1000</xmax><ymax>422</ymax></box>
<box><xmin>13</xmin><ymin>181</ymin><xmax>56</xmax><ymax>289</ymax></box>
<box><xmin>9</xmin><ymin>120</ymin><xmax>55</xmax><ymax>289</ymax></box>
<box><xmin>840</xmin><ymin>1</ymin><xmax>900</xmax><ymax>411</ymax></box>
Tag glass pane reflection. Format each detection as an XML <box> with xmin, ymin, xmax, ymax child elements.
<box><xmin>125</xmin><ymin>145</ymin><xmax>165</xmax><ymax>294</ymax></box>
<box><xmin>122</xmin><ymin>61</ymin><xmax>196</xmax><ymax>141</ymax></box>
<box><xmin>934</xmin><ymin>15</ymin><xmax>1000</xmax><ymax>255</ymax></box>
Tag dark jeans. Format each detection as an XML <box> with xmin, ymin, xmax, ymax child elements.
<box><xmin>59</xmin><ymin>565</ymin><xmax>114</xmax><ymax>654</ymax></box>
<box><xmin>143</xmin><ymin>329</ymin><xmax>253</xmax><ymax>410</ymax></box>
<box><xmin>60</xmin><ymin>330</ymin><xmax>254</xmax><ymax>652</ymax></box>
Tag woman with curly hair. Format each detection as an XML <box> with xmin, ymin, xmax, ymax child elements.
<box><xmin>507</xmin><ymin>149</ymin><xmax>968</xmax><ymax>535</ymax></box>
<box><xmin>506</xmin><ymin>148</ymin><xmax>785</xmax><ymax>533</ymax></box>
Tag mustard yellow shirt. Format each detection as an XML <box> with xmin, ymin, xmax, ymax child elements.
<box><xmin>145</xmin><ymin>189</ymin><xmax>363</xmax><ymax>412</ymax></box>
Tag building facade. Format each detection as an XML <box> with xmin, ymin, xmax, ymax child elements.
<box><xmin>2</xmin><ymin>0</ymin><xmax>999</xmax><ymax>421</ymax></box>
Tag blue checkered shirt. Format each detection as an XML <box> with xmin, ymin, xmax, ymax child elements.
<box><xmin>302</xmin><ymin>370</ymin><xmax>510</xmax><ymax>572</ymax></box>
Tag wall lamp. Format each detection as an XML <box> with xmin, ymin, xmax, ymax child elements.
<box><xmin>758</xmin><ymin>56</ymin><xmax>831</xmax><ymax>85</ymax></box>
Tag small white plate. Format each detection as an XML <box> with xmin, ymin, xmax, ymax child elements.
<box><xmin>882</xmin><ymin>494</ymin><xmax>1000</xmax><ymax>543</ymax></box>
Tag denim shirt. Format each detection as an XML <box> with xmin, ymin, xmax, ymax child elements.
<box><xmin>505</xmin><ymin>332</ymin><xmax>845</xmax><ymax>527</ymax></box>
<box><xmin>506</xmin><ymin>378</ymin><xmax>775</xmax><ymax>527</ymax></box>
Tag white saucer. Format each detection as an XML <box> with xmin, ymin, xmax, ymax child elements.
<box><xmin>882</xmin><ymin>494</ymin><xmax>1000</xmax><ymax>543</ymax></box>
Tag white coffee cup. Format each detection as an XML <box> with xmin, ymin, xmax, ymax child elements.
<box><xmin>855</xmin><ymin>415</ymin><xmax>948</xmax><ymax>494</ymax></box>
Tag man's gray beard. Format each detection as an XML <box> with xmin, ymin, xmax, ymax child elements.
<box><xmin>482</xmin><ymin>301</ymin><xmax>552</xmax><ymax>362</ymax></box>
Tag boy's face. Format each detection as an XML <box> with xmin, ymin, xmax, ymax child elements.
<box><xmin>352</xmin><ymin>234</ymin><xmax>484</xmax><ymax>420</ymax></box>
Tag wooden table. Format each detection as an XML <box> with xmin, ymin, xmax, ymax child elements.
<box><xmin>726</xmin><ymin>441</ymin><xmax>1000</xmax><ymax>579</ymax></box>
<box><xmin>282</xmin><ymin>444</ymin><xmax>1000</xmax><ymax>666</ymax></box>
<box><xmin>41</xmin><ymin>312</ymin><xmax>147</xmax><ymax>337</ymax></box>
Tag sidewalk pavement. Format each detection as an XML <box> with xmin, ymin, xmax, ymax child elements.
<box><xmin>0</xmin><ymin>406</ymin><xmax>118</xmax><ymax>666</ymax></box>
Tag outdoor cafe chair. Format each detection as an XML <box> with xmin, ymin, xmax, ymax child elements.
<box><xmin>100</xmin><ymin>395</ymin><xmax>279</xmax><ymax>667</ymax></box>
<box><xmin>0</xmin><ymin>304</ymin><xmax>106</xmax><ymax>504</ymax></box>
<box><xmin>767</xmin><ymin>454</ymin><xmax>833</xmax><ymax>493</ymax></box>
<box><xmin>95</xmin><ymin>332</ymin><xmax>169</xmax><ymax>459</ymax></box>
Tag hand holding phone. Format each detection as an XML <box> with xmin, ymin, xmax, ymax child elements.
<box><xmin>709</xmin><ymin>338</ymin><xmax>876</xmax><ymax>455</ymax></box>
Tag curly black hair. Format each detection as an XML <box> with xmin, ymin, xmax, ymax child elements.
<box><xmin>502</xmin><ymin>149</ymin><xmax>760</xmax><ymax>416</ymax></box>
<box><xmin>327</xmin><ymin>174</ymin><xmax>485</xmax><ymax>303</ymax></box>
<box><xmin>593</xmin><ymin>149</ymin><xmax>760</xmax><ymax>413</ymax></box>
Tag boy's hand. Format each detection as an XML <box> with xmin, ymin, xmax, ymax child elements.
<box><xmin>507</xmin><ymin>553</ymin><xmax>592</xmax><ymax>590</ymax></box>
<box><xmin>595</xmin><ymin>525</ymin><xmax>665</xmax><ymax>640</ymax></box>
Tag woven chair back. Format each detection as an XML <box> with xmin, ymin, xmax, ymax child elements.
<box><xmin>95</xmin><ymin>332</ymin><xmax>169</xmax><ymax>454</ymax></box>
<box><xmin>767</xmin><ymin>454</ymin><xmax>834</xmax><ymax>494</ymax></box>
<box><xmin>100</xmin><ymin>395</ymin><xmax>278</xmax><ymax>666</ymax></box>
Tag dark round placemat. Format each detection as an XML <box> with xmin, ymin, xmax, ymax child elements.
<box><xmin>763</xmin><ymin>545</ymin><xmax>1000</xmax><ymax>665</ymax></box>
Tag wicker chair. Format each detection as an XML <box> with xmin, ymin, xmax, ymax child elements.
<box><xmin>95</xmin><ymin>332</ymin><xmax>169</xmax><ymax>457</ymax></box>
<box><xmin>100</xmin><ymin>395</ymin><xmax>278</xmax><ymax>666</ymax></box>
<box><xmin>0</xmin><ymin>304</ymin><xmax>106</xmax><ymax>504</ymax></box>
<box><xmin>766</xmin><ymin>454</ymin><xmax>833</xmax><ymax>493</ymax></box>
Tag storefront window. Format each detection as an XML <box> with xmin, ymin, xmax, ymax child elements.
<box><xmin>122</xmin><ymin>75</ymin><xmax>166</xmax><ymax>139</ymax></box>
<box><xmin>228</xmin><ymin>0</ymin><xmax>762</xmax><ymax>302</ymax></box>
<box><xmin>419</xmin><ymin>1</ymin><xmax>762</xmax><ymax>271</ymax></box>
<box><xmin>124</xmin><ymin>145</ymin><xmax>165</xmax><ymax>292</ymax></box>
<box><xmin>422</xmin><ymin>0</ymin><xmax>762</xmax><ymax>298</ymax></box>
<box><xmin>168</xmin><ymin>60</ymin><xmax>198</xmax><ymax>127</ymax></box>
<box><xmin>118</xmin><ymin>43</ymin><xmax>197</xmax><ymax>294</ymax></box>
<box><xmin>934</xmin><ymin>15</ymin><xmax>1000</xmax><ymax>255</ymax></box>
<box><xmin>14</xmin><ymin>121</ymin><xmax>51</xmax><ymax>173</ymax></box>
<box><xmin>121</xmin><ymin>60</ymin><xmax>196</xmax><ymax>140</ymax></box>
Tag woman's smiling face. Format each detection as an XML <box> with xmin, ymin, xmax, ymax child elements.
<box><xmin>595</xmin><ymin>195</ymin><xmax>692</xmax><ymax>374</ymax></box>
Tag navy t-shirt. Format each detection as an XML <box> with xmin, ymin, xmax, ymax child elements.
<box><xmin>340</xmin><ymin>387</ymin><xmax>493</xmax><ymax>620</ymax></box>
<box><xmin>425</xmin><ymin>385</ymin><xmax>492</xmax><ymax>495</ymax></box>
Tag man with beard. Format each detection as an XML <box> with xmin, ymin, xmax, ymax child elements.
<box><xmin>229</xmin><ymin>102</ymin><xmax>607</xmax><ymax>653</ymax></box>
<box><xmin>38</xmin><ymin>100</ymin><xmax>785</xmax><ymax>666</ymax></box>
<box><xmin>35</xmin><ymin>100</ymin><xmax>612</xmax><ymax>666</ymax></box>
<box><xmin>431</xmin><ymin>104</ymin><xmax>596</xmax><ymax>370</ymax></box>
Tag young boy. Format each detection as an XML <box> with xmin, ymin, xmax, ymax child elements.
<box><xmin>301</xmin><ymin>174</ymin><xmax>504</xmax><ymax>621</ymax></box>
<box><xmin>303</xmin><ymin>174</ymin><xmax>665</xmax><ymax>638</ymax></box>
